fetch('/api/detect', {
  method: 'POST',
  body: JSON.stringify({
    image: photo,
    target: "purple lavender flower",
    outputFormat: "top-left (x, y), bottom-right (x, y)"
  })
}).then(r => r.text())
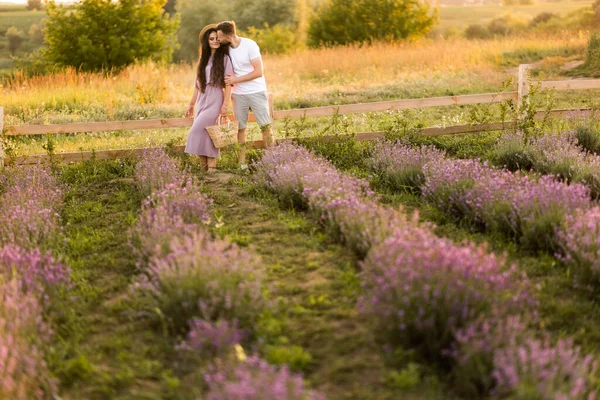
top-left (421, 156), bottom-right (590, 252)
top-left (492, 337), bottom-right (598, 399)
top-left (359, 227), bottom-right (536, 360)
top-left (204, 355), bottom-right (325, 400)
top-left (0, 164), bottom-right (63, 249)
top-left (0, 278), bottom-right (56, 399)
top-left (179, 319), bottom-right (247, 357)
top-left (134, 230), bottom-right (267, 334)
top-left (369, 140), bottom-right (445, 190)
top-left (0, 244), bottom-right (70, 300)
top-left (557, 206), bottom-right (600, 289)
top-left (134, 148), bottom-right (184, 196)
top-left (130, 180), bottom-right (213, 263)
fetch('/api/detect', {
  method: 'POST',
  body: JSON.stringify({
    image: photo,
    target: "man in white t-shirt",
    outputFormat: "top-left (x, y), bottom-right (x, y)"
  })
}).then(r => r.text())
top-left (216, 21), bottom-right (274, 168)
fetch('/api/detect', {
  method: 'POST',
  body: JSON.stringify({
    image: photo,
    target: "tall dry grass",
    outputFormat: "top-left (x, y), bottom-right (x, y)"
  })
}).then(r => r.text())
top-left (0, 34), bottom-right (590, 126)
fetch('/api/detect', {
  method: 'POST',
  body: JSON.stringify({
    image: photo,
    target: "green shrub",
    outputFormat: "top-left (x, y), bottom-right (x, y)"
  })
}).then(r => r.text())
top-left (465, 24), bottom-right (490, 40)
top-left (308, 0), bottom-right (438, 47)
top-left (264, 344), bottom-right (312, 372)
top-left (529, 12), bottom-right (557, 27)
top-left (244, 24), bottom-right (298, 54)
top-left (44, 0), bottom-right (179, 72)
top-left (534, 8), bottom-right (596, 34)
top-left (6, 26), bottom-right (25, 56)
top-left (28, 23), bottom-right (44, 45)
top-left (487, 14), bottom-right (528, 37)
top-left (491, 134), bottom-right (535, 172)
top-left (575, 125), bottom-right (600, 154)
top-left (584, 33), bottom-right (600, 73)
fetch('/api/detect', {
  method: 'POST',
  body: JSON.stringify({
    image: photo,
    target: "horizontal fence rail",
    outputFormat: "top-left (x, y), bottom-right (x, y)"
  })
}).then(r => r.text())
top-left (540, 79), bottom-right (600, 91)
top-left (3, 92), bottom-right (518, 137)
top-left (1, 63), bottom-right (599, 166)
top-left (10, 108), bottom-right (600, 166)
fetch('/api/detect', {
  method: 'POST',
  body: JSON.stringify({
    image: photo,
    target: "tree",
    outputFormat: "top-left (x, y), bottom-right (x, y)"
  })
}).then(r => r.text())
top-left (308, 0), bottom-right (437, 47)
top-left (163, 0), bottom-right (177, 15)
top-left (594, 0), bottom-right (600, 21)
top-left (174, 0), bottom-right (297, 63)
top-left (584, 33), bottom-right (600, 72)
top-left (44, 0), bottom-right (179, 72)
top-left (6, 27), bottom-right (25, 56)
top-left (174, 0), bottom-right (228, 63)
top-left (28, 23), bottom-right (44, 44)
top-left (26, 0), bottom-right (43, 11)
top-left (231, 0), bottom-right (296, 30)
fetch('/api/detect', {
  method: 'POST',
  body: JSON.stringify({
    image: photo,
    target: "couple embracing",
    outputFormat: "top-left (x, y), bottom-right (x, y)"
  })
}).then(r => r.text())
top-left (184, 21), bottom-right (274, 172)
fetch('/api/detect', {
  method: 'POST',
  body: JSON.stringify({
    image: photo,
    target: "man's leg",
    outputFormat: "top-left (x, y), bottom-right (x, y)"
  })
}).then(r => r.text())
top-left (252, 92), bottom-right (274, 148)
top-left (260, 124), bottom-right (274, 148)
top-left (237, 128), bottom-right (247, 165)
top-left (232, 94), bottom-right (250, 166)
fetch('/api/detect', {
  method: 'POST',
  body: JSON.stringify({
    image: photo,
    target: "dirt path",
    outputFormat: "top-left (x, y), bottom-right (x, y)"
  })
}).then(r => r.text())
top-left (199, 172), bottom-right (448, 400)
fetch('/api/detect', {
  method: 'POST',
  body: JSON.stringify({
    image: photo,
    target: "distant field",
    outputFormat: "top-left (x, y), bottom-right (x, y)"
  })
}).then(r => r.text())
top-left (0, 3), bottom-right (27, 12)
top-left (0, 7), bottom-right (45, 69)
top-left (437, 0), bottom-right (594, 30)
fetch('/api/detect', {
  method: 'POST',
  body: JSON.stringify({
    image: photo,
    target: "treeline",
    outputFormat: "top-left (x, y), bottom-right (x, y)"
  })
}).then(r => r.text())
top-left (463, 2), bottom-right (600, 40)
top-left (9, 0), bottom-right (437, 72)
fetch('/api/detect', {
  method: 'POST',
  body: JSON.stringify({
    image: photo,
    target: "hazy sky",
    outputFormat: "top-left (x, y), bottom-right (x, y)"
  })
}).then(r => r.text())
top-left (1, 0), bottom-right (75, 3)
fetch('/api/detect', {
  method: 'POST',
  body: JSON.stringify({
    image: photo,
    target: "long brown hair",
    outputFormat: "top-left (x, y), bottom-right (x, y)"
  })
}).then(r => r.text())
top-left (196, 27), bottom-right (229, 93)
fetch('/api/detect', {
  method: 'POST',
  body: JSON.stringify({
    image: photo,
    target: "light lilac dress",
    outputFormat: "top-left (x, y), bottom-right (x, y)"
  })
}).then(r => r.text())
top-left (185, 56), bottom-right (233, 157)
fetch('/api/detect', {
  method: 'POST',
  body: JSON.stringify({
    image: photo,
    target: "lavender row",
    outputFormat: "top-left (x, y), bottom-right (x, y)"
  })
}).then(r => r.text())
top-left (370, 140), bottom-right (598, 260)
top-left (256, 142), bottom-right (598, 399)
top-left (0, 164), bottom-right (71, 399)
top-left (0, 164), bottom-right (63, 250)
top-left (130, 148), bottom-right (323, 400)
top-left (493, 130), bottom-right (600, 199)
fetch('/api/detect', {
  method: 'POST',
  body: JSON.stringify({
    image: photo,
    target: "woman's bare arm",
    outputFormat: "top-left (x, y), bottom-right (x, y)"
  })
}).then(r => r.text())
top-left (185, 87), bottom-right (199, 118)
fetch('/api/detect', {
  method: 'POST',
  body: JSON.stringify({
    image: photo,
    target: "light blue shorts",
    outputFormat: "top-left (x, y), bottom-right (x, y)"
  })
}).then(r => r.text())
top-left (232, 91), bottom-right (271, 129)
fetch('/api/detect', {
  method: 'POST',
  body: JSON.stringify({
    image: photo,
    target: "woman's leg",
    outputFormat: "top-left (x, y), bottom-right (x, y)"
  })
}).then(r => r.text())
top-left (198, 155), bottom-right (208, 171)
top-left (207, 157), bottom-right (217, 172)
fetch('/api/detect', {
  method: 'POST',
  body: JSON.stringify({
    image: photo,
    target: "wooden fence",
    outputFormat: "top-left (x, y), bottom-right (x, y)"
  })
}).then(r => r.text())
top-left (1, 64), bottom-right (600, 167)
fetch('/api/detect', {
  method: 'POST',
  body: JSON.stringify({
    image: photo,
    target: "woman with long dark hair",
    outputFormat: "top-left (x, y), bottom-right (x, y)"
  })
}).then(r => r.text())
top-left (184, 24), bottom-right (233, 172)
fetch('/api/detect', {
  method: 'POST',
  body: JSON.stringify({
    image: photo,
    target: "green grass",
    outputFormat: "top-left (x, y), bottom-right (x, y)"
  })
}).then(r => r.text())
top-left (437, 0), bottom-right (594, 31)
top-left (50, 158), bottom-right (186, 400)
top-left (194, 171), bottom-right (453, 399)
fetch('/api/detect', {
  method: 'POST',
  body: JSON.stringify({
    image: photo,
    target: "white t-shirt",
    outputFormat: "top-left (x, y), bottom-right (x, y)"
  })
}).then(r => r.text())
top-left (229, 37), bottom-right (267, 95)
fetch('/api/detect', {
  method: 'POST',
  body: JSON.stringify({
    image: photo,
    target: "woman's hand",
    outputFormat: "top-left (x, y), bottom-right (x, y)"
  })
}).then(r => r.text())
top-left (185, 104), bottom-right (194, 118)
top-left (220, 104), bottom-right (229, 116)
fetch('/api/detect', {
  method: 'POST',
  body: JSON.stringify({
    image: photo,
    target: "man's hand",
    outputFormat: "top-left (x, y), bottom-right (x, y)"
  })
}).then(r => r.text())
top-left (225, 74), bottom-right (238, 86)
top-left (185, 104), bottom-right (194, 118)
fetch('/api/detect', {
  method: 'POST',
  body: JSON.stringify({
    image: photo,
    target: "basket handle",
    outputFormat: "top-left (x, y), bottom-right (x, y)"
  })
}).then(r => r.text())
top-left (217, 114), bottom-right (230, 125)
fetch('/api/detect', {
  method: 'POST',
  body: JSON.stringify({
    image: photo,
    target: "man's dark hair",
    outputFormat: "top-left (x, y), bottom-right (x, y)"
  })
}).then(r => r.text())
top-left (217, 21), bottom-right (236, 36)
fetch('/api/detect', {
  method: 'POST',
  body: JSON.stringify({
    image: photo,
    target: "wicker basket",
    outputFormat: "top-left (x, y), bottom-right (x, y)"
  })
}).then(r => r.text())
top-left (206, 117), bottom-right (239, 148)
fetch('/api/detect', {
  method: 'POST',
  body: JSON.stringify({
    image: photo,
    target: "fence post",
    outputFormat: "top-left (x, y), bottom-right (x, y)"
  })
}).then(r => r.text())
top-left (0, 107), bottom-right (4, 171)
top-left (517, 64), bottom-right (531, 107)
